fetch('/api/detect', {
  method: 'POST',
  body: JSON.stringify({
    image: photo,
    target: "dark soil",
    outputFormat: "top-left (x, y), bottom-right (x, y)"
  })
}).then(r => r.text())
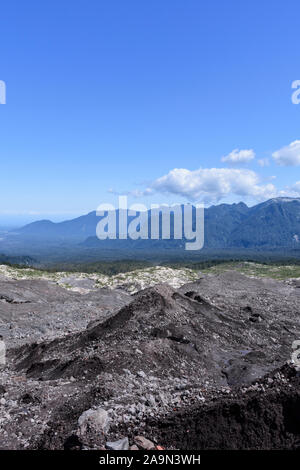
top-left (148, 380), bottom-right (300, 449)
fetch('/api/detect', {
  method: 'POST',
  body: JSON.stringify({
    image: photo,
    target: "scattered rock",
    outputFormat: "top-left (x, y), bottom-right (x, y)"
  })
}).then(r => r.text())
top-left (105, 437), bottom-right (129, 450)
top-left (78, 408), bottom-right (110, 435)
top-left (134, 435), bottom-right (155, 450)
top-left (137, 371), bottom-right (146, 379)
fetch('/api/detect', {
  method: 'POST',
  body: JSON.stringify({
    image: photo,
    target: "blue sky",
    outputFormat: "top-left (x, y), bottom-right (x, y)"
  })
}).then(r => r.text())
top-left (0, 0), bottom-right (300, 225)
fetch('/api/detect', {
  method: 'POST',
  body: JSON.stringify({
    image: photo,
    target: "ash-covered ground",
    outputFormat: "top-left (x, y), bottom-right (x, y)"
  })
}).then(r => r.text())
top-left (0, 268), bottom-right (300, 450)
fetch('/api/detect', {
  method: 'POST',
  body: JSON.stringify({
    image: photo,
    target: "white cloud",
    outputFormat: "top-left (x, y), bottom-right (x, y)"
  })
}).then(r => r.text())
top-left (257, 158), bottom-right (270, 167)
top-left (272, 140), bottom-right (300, 166)
top-left (149, 167), bottom-right (277, 203)
top-left (290, 181), bottom-right (300, 194)
top-left (273, 181), bottom-right (300, 198)
top-left (221, 148), bottom-right (255, 164)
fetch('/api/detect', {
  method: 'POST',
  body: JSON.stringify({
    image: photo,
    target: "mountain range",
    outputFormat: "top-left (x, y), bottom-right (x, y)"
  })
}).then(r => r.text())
top-left (1, 197), bottom-right (300, 262)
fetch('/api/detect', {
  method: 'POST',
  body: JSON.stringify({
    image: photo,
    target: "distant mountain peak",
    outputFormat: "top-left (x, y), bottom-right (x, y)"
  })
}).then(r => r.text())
top-left (2, 198), bottom-right (300, 253)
